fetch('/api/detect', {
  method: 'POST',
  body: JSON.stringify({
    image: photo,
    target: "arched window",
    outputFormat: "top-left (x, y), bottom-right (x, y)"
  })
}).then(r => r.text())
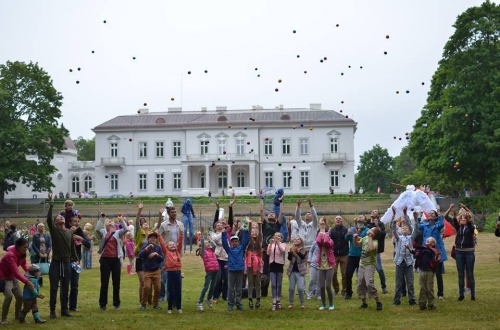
top-left (71, 176), bottom-right (80, 193)
top-left (200, 171), bottom-right (205, 189)
top-left (84, 175), bottom-right (93, 192)
top-left (218, 171), bottom-right (227, 189)
top-left (236, 171), bottom-right (245, 187)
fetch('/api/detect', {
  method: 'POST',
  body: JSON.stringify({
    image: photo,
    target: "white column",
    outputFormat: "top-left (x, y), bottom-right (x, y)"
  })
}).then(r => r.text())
top-left (205, 165), bottom-right (210, 195)
top-left (227, 163), bottom-right (232, 188)
top-left (249, 164), bottom-right (256, 192)
top-left (182, 165), bottom-right (189, 190)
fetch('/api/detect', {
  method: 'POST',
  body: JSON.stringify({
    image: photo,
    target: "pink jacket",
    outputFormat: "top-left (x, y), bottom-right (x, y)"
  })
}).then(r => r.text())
top-left (126, 240), bottom-right (135, 259)
top-left (267, 242), bottom-right (286, 265)
top-left (0, 245), bottom-right (29, 283)
top-left (316, 233), bottom-right (336, 268)
top-left (201, 248), bottom-right (219, 272)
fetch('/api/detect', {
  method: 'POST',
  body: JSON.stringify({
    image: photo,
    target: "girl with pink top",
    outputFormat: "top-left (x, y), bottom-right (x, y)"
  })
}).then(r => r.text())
top-left (197, 226), bottom-right (219, 311)
top-left (125, 232), bottom-right (135, 275)
top-left (316, 216), bottom-right (336, 310)
top-left (245, 220), bottom-right (263, 310)
top-left (267, 231), bottom-right (286, 310)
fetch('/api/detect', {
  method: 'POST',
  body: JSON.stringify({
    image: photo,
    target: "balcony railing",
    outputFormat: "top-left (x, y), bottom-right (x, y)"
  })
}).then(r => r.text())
top-left (322, 153), bottom-right (347, 161)
top-left (68, 161), bottom-right (96, 169)
top-left (182, 153), bottom-right (258, 161)
top-left (100, 157), bottom-right (126, 166)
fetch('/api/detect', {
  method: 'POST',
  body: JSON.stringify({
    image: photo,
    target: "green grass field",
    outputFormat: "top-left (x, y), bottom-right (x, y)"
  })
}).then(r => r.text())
top-left (3, 233), bottom-right (499, 329)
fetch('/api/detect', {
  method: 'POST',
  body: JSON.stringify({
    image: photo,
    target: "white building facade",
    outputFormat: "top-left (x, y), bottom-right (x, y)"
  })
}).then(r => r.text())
top-left (5, 104), bottom-right (357, 200)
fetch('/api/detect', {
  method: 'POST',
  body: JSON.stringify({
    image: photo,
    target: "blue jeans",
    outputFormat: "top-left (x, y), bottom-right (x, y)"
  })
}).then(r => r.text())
top-left (166, 270), bottom-right (182, 311)
top-left (183, 214), bottom-right (194, 252)
top-left (198, 271), bottom-right (218, 303)
top-left (455, 250), bottom-right (475, 297)
top-left (376, 253), bottom-right (387, 290)
top-left (69, 267), bottom-right (79, 309)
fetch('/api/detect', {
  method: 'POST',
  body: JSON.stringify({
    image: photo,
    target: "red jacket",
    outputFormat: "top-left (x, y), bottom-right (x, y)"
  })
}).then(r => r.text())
top-left (0, 245), bottom-right (29, 283)
top-left (316, 232), bottom-right (336, 268)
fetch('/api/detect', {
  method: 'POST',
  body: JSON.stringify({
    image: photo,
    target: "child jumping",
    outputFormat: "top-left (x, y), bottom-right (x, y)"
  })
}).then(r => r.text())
top-left (409, 237), bottom-right (440, 310)
top-left (138, 232), bottom-right (164, 310)
top-left (159, 231), bottom-right (184, 313)
top-left (197, 226), bottom-right (219, 311)
top-left (222, 223), bottom-right (249, 311)
top-left (354, 226), bottom-right (383, 311)
top-left (287, 236), bottom-right (307, 309)
top-left (125, 232), bottom-right (136, 275)
top-left (19, 265), bottom-right (46, 324)
top-left (245, 220), bottom-right (263, 309)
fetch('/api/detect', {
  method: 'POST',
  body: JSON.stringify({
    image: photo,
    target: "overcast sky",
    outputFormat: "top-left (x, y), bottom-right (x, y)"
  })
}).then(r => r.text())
top-left (0, 0), bottom-right (484, 165)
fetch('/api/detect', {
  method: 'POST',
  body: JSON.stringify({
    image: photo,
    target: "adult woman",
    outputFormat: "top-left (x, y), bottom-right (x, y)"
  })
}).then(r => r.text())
top-left (0, 237), bottom-right (34, 324)
top-left (316, 217), bottom-right (336, 310)
top-left (418, 209), bottom-right (447, 300)
top-left (210, 202), bottom-right (229, 303)
top-left (449, 205), bottom-right (476, 301)
top-left (134, 202), bottom-right (150, 305)
top-left (30, 223), bottom-right (52, 287)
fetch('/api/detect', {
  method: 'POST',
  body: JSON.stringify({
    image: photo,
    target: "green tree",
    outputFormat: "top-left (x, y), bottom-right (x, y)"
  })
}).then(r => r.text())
top-left (409, 1), bottom-right (500, 195)
top-left (356, 144), bottom-right (393, 193)
top-left (74, 136), bottom-right (95, 161)
top-left (0, 61), bottom-right (68, 204)
top-left (392, 146), bottom-right (417, 184)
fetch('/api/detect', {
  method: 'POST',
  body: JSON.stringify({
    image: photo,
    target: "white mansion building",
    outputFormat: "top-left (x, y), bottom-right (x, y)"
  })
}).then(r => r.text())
top-left (7, 103), bottom-right (357, 199)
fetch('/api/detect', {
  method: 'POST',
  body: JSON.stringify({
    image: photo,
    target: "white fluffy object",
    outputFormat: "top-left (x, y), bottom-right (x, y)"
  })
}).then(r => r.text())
top-left (380, 185), bottom-right (437, 224)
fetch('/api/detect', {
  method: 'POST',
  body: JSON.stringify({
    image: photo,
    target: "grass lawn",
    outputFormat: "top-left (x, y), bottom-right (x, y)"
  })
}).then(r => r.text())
top-left (3, 233), bottom-right (499, 329)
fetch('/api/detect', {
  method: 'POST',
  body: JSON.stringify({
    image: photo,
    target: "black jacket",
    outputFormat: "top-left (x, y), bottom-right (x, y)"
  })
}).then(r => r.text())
top-left (329, 225), bottom-right (349, 257)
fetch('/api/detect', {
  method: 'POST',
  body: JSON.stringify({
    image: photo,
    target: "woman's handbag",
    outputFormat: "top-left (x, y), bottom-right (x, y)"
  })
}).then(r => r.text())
top-left (37, 258), bottom-right (50, 275)
top-left (451, 246), bottom-right (456, 259)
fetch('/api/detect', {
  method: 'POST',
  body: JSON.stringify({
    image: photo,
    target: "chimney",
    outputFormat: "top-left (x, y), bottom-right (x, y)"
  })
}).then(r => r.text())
top-left (216, 106), bottom-right (227, 111)
top-left (279, 104), bottom-right (284, 109)
top-left (138, 108), bottom-right (149, 114)
top-left (201, 107), bottom-right (207, 112)
top-left (167, 107), bottom-right (182, 113)
top-left (310, 103), bottom-right (321, 110)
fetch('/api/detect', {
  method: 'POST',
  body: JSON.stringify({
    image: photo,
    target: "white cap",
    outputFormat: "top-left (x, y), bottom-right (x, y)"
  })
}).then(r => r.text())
top-left (230, 235), bottom-right (239, 241)
top-left (166, 198), bottom-right (173, 208)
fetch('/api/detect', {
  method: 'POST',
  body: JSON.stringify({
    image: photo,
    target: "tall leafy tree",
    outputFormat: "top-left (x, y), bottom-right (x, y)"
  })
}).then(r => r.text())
top-left (74, 136), bottom-right (95, 161)
top-left (0, 61), bottom-right (68, 204)
top-left (409, 1), bottom-right (500, 195)
top-left (392, 146), bottom-right (417, 184)
top-left (356, 144), bottom-right (393, 193)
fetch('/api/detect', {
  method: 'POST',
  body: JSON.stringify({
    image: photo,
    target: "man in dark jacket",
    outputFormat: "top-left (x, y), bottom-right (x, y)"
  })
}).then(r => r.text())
top-left (366, 210), bottom-right (388, 294)
top-left (329, 216), bottom-right (349, 296)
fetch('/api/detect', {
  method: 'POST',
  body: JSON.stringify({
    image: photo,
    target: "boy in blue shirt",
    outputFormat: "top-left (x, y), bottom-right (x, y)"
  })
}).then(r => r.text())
top-left (222, 227), bottom-right (249, 311)
top-left (19, 265), bottom-right (46, 324)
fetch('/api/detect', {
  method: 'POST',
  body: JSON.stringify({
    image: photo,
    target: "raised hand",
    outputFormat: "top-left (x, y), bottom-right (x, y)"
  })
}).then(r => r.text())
top-left (138, 202), bottom-right (144, 210)
top-left (47, 193), bottom-right (53, 200)
top-left (297, 199), bottom-right (302, 207)
top-left (392, 206), bottom-right (396, 214)
top-left (229, 199), bottom-right (235, 207)
top-left (215, 201), bottom-right (220, 209)
top-left (403, 205), bottom-right (408, 213)
top-left (307, 197), bottom-right (312, 205)
top-left (159, 207), bottom-right (165, 214)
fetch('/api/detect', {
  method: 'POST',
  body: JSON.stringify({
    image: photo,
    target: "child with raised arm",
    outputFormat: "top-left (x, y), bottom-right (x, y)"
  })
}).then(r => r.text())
top-left (138, 232), bottom-right (164, 311)
top-left (222, 223), bottom-right (249, 311)
top-left (197, 226), bottom-right (219, 311)
top-left (354, 226), bottom-right (382, 311)
top-left (245, 220), bottom-right (263, 309)
top-left (158, 229), bottom-right (184, 314)
top-left (391, 206), bottom-right (418, 306)
top-left (408, 237), bottom-right (440, 310)
top-left (316, 217), bottom-right (336, 310)
top-left (287, 236), bottom-right (307, 309)
top-left (125, 232), bottom-right (135, 275)
top-left (267, 231), bottom-right (286, 311)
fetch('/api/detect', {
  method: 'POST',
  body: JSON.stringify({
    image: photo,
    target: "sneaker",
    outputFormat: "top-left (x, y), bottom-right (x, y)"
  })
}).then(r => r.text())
top-left (318, 305), bottom-right (326, 311)
top-left (205, 299), bottom-right (213, 308)
top-left (276, 301), bottom-right (282, 309)
top-left (100, 306), bottom-right (107, 311)
top-left (177, 309), bottom-right (183, 314)
top-left (344, 294), bottom-right (352, 300)
top-left (249, 300), bottom-right (254, 309)
top-left (392, 302), bottom-right (401, 306)
top-left (70, 308), bottom-right (80, 312)
top-left (0, 319), bottom-right (7, 325)
top-left (35, 319), bottom-right (46, 324)
top-left (307, 296), bottom-right (312, 300)
top-left (228, 306), bottom-right (233, 311)
top-left (382, 288), bottom-right (388, 294)
top-left (376, 302), bottom-right (383, 311)
top-left (114, 306), bottom-right (121, 311)
top-left (255, 300), bottom-right (261, 309)
top-left (471, 295), bottom-right (476, 301)
top-left (140, 305), bottom-right (146, 311)
top-left (61, 311), bottom-right (73, 317)
top-left (300, 305), bottom-right (306, 309)
top-left (288, 304), bottom-right (293, 309)
top-left (359, 303), bottom-right (368, 309)
top-left (428, 305), bottom-right (437, 310)
top-left (213, 299), bottom-right (219, 305)
top-left (153, 305), bottom-right (162, 310)
top-left (197, 303), bottom-right (204, 311)
top-left (236, 305), bottom-right (244, 311)
top-left (420, 306), bottom-right (427, 311)
top-left (409, 300), bottom-right (417, 306)
top-left (465, 288), bottom-right (471, 295)
top-left (271, 303), bottom-right (276, 311)
top-left (167, 310), bottom-right (173, 314)
top-left (159, 297), bottom-right (165, 302)
top-left (329, 305), bottom-right (335, 310)
top-left (458, 296), bottom-right (465, 301)
top-left (438, 296), bottom-right (444, 300)
top-left (49, 312), bottom-right (57, 319)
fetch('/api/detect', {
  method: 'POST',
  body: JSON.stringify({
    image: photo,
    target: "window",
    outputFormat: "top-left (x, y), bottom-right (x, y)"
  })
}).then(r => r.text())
top-left (173, 173), bottom-right (181, 190)
top-left (71, 177), bottom-right (80, 193)
top-left (264, 139), bottom-right (273, 155)
top-left (282, 171), bottom-right (291, 188)
top-left (200, 172), bottom-right (205, 188)
top-left (218, 140), bottom-right (226, 155)
top-left (173, 141), bottom-right (181, 157)
top-left (139, 174), bottom-right (147, 190)
top-left (218, 171), bottom-right (227, 189)
top-left (236, 171), bottom-right (245, 187)
top-left (156, 142), bottom-right (164, 158)
top-left (265, 172), bottom-right (273, 187)
top-left (330, 137), bottom-right (338, 153)
top-left (110, 143), bottom-right (118, 157)
top-left (300, 171), bottom-right (309, 188)
top-left (83, 175), bottom-right (92, 192)
top-left (139, 142), bottom-right (147, 158)
top-left (200, 141), bottom-right (209, 155)
top-left (110, 174), bottom-right (118, 190)
top-left (330, 170), bottom-right (339, 187)
top-left (156, 173), bottom-right (164, 190)
top-left (282, 138), bottom-right (291, 155)
top-left (236, 140), bottom-right (245, 155)
top-left (300, 138), bottom-right (309, 155)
